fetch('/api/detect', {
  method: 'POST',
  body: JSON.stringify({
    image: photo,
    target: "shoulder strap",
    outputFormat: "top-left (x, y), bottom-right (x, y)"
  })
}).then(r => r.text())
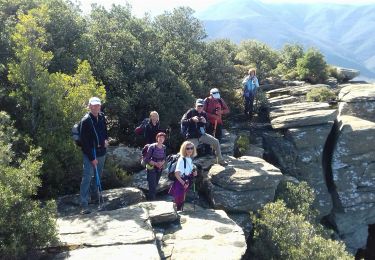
top-left (183, 157), bottom-right (186, 169)
top-left (88, 115), bottom-right (99, 145)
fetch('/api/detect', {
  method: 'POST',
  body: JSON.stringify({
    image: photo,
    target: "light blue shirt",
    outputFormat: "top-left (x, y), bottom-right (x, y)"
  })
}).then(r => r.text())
top-left (242, 75), bottom-right (259, 94)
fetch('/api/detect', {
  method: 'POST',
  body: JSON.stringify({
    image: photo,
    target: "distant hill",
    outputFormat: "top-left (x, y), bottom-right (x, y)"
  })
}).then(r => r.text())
top-left (197, 0), bottom-right (375, 81)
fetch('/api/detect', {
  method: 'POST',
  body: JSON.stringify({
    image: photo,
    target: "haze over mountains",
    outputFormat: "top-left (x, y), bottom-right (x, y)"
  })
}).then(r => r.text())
top-left (196, 0), bottom-right (375, 81)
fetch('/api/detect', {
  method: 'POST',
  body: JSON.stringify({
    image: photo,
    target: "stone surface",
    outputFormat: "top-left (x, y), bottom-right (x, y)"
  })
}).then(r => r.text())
top-left (263, 123), bottom-right (334, 218)
top-left (336, 67), bottom-right (360, 81)
top-left (57, 187), bottom-right (146, 217)
top-left (106, 145), bottom-right (143, 171)
top-left (57, 206), bottom-right (155, 247)
top-left (271, 109), bottom-right (337, 129)
top-left (268, 95), bottom-right (299, 107)
top-left (269, 102), bottom-right (331, 121)
top-left (266, 84), bottom-right (331, 98)
top-left (161, 209), bottom-right (246, 260)
top-left (138, 201), bottom-right (178, 224)
top-left (243, 144), bottom-right (264, 158)
top-left (207, 156), bottom-right (283, 212)
top-left (338, 84), bottom-right (375, 122)
top-left (54, 244), bottom-right (160, 260)
top-left (331, 115), bottom-right (375, 252)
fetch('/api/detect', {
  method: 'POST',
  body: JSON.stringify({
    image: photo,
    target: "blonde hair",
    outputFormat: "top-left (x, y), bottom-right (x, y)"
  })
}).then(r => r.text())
top-left (149, 111), bottom-right (159, 122)
top-left (248, 68), bottom-right (256, 75)
top-left (179, 141), bottom-right (197, 158)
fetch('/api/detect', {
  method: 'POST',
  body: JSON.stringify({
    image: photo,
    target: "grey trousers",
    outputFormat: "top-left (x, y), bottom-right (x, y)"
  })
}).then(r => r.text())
top-left (188, 133), bottom-right (223, 162)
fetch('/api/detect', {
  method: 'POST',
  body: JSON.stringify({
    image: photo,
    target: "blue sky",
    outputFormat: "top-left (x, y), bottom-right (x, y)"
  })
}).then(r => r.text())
top-left (79, 0), bottom-right (375, 16)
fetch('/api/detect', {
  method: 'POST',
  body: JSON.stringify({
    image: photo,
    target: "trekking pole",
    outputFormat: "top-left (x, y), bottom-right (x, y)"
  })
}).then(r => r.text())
top-left (193, 179), bottom-right (196, 211)
top-left (213, 119), bottom-right (217, 138)
top-left (93, 148), bottom-right (104, 210)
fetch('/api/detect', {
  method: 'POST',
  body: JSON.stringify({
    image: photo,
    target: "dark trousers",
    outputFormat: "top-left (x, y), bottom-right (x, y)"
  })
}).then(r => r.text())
top-left (207, 123), bottom-right (223, 141)
top-left (244, 94), bottom-right (255, 116)
top-left (147, 168), bottom-right (162, 200)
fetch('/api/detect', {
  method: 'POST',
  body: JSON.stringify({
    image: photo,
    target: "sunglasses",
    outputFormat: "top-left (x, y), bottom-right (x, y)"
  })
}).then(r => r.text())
top-left (211, 92), bottom-right (219, 94)
top-left (186, 147), bottom-right (194, 150)
top-left (197, 105), bottom-right (203, 108)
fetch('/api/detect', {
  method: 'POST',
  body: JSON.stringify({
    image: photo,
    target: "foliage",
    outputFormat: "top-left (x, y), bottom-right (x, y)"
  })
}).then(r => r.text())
top-left (273, 43), bottom-right (304, 79)
top-left (102, 158), bottom-right (132, 188)
top-left (0, 111), bottom-right (57, 258)
top-left (306, 86), bottom-right (336, 102)
top-left (250, 200), bottom-right (352, 260)
top-left (236, 134), bottom-right (250, 156)
top-left (236, 40), bottom-right (280, 80)
top-left (327, 65), bottom-right (345, 83)
top-left (296, 48), bottom-right (328, 83)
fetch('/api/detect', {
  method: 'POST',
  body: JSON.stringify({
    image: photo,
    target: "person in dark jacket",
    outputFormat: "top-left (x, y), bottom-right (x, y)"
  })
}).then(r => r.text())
top-left (144, 111), bottom-right (161, 145)
top-left (80, 97), bottom-right (109, 214)
top-left (181, 99), bottom-right (227, 166)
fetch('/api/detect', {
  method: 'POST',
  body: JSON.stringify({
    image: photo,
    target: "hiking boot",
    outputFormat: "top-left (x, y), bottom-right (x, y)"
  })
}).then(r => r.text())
top-left (80, 208), bottom-right (91, 215)
top-left (219, 160), bottom-right (228, 166)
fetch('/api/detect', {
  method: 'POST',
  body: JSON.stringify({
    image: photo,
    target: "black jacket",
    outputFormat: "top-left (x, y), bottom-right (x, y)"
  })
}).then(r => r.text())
top-left (181, 108), bottom-right (208, 139)
top-left (81, 112), bottom-right (108, 161)
top-left (144, 121), bottom-right (160, 145)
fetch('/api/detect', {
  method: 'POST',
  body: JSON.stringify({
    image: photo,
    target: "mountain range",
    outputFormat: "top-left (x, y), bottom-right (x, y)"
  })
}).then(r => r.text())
top-left (196, 0), bottom-right (375, 81)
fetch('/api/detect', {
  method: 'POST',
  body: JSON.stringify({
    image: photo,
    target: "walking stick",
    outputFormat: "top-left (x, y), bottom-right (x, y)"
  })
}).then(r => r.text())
top-left (213, 119), bottom-right (218, 138)
top-left (93, 148), bottom-right (104, 210)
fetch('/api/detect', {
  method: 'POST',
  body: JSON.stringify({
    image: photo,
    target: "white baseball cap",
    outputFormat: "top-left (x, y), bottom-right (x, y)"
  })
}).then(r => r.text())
top-left (210, 88), bottom-right (219, 95)
top-left (89, 97), bottom-right (101, 105)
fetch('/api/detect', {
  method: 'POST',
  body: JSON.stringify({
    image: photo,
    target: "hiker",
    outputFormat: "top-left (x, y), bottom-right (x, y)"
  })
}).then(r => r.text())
top-left (168, 141), bottom-right (198, 211)
top-left (80, 97), bottom-right (109, 214)
top-left (203, 88), bottom-right (230, 141)
top-left (143, 132), bottom-right (167, 200)
top-left (144, 111), bottom-right (162, 145)
top-left (242, 68), bottom-right (260, 119)
top-left (181, 98), bottom-right (227, 166)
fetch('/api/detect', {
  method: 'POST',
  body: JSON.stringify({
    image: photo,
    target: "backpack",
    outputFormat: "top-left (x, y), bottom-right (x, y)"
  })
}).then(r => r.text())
top-left (165, 154), bottom-right (186, 181)
top-left (135, 118), bottom-right (149, 136)
top-left (71, 114), bottom-right (90, 147)
top-left (140, 143), bottom-right (166, 168)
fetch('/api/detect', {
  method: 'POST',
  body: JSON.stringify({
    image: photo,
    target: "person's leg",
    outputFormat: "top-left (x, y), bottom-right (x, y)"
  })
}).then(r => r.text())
top-left (216, 124), bottom-right (223, 141)
top-left (155, 168), bottom-right (162, 187)
top-left (80, 154), bottom-right (94, 209)
top-left (244, 97), bottom-right (250, 115)
top-left (249, 94), bottom-right (255, 118)
top-left (199, 133), bottom-right (224, 163)
top-left (188, 138), bottom-right (199, 149)
top-left (147, 169), bottom-right (157, 200)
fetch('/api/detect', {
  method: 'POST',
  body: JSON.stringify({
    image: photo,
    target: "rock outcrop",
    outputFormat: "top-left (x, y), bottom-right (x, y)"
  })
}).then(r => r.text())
top-left (106, 145), bottom-right (142, 171)
top-left (207, 156), bottom-right (283, 212)
top-left (336, 67), bottom-right (360, 81)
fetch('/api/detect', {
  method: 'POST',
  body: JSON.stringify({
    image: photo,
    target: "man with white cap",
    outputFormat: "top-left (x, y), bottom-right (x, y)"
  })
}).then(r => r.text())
top-left (203, 88), bottom-right (229, 141)
top-left (80, 97), bottom-right (109, 214)
top-left (181, 99), bottom-right (227, 166)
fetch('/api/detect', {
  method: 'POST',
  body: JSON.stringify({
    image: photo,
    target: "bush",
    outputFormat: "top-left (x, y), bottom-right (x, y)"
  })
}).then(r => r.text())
top-left (0, 112), bottom-right (57, 258)
top-left (296, 48), bottom-right (328, 83)
top-left (102, 159), bottom-right (133, 189)
top-left (306, 86), bottom-right (336, 102)
top-left (235, 135), bottom-right (250, 157)
top-left (250, 200), bottom-right (352, 260)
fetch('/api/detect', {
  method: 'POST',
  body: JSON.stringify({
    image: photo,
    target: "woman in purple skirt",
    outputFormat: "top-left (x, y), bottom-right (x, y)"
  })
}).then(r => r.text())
top-left (169, 141), bottom-right (197, 211)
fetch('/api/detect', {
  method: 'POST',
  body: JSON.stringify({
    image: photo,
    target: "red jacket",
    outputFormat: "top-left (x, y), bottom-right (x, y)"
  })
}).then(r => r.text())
top-left (203, 97), bottom-right (229, 125)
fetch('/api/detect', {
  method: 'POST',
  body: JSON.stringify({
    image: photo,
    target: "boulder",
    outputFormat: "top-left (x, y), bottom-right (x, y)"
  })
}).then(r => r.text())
top-left (57, 187), bottom-right (146, 217)
top-left (161, 209), bottom-right (246, 259)
top-left (331, 115), bottom-right (375, 252)
top-left (336, 67), bottom-right (360, 81)
top-left (207, 156), bottom-right (283, 212)
top-left (267, 84), bottom-right (331, 99)
top-left (243, 144), bottom-right (264, 158)
top-left (138, 201), bottom-right (178, 224)
top-left (338, 84), bottom-right (375, 122)
top-left (271, 109), bottom-right (337, 129)
top-left (106, 145), bottom-right (142, 171)
top-left (263, 123), bottom-right (335, 218)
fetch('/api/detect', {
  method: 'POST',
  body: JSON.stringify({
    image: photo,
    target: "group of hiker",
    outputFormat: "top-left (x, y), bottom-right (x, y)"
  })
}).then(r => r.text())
top-left (77, 68), bottom-right (260, 214)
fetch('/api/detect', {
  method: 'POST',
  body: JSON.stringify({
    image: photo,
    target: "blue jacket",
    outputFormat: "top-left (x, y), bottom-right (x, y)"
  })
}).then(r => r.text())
top-left (242, 75), bottom-right (259, 96)
top-left (81, 112), bottom-right (108, 161)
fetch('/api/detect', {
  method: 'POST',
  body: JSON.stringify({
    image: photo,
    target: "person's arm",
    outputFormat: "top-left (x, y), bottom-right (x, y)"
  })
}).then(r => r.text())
top-left (143, 144), bottom-right (155, 165)
top-left (81, 117), bottom-right (95, 161)
top-left (174, 158), bottom-right (189, 189)
top-left (220, 99), bottom-right (230, 115)
top-left (181, 109), bottom-right (193, 125)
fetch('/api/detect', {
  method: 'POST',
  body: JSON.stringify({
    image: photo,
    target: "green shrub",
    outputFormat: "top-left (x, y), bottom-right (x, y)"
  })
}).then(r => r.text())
top-left (0, 112), bottom-right (57, 258)
top-left (296, 48), bottom-right (328, 83)
top-left (306, 86), bottom-right (336, 102)
top-left (236, 135), bottom-right (250, 156)
top-left (254, 90), bottom-right (269, 113)
top-left (250, 200), bottom-right (352, 260)
top-left (102, 159), bottom-right (133, 189)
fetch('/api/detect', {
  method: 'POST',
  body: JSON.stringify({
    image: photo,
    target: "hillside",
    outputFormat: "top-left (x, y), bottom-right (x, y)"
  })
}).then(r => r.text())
top-left (197, 0), bottom-right (375, 80)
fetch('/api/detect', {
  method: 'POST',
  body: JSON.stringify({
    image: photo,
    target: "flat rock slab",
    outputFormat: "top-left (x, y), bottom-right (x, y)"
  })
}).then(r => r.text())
top-left (57, 187), bottom-right (146, 217)
top-left (162, 209), bottom-right (246, 260)
top-left (53, 244), bottom-right (159, 260)
top-left (208, 156), bottom-right (283, 212)
top-left (57, 207), bottom-right (154, 247)
top-left (269, 95), bottom-right (299, 107)
top-left (269, 102), bottom-right (330, 120)
top-left (339, 84), bottom-right (375, 102)
top-left (138, 201), bottom-right (178, 224)
top-left (271, 109), bottom-right (337, 129)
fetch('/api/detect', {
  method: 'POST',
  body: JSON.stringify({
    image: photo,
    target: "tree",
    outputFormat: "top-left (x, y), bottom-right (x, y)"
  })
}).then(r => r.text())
top-left (0, 111), bottom-right (57, 258)
top-left (236, 40), bottom-right (279, 80)
top-left (274, 43), bottom-right (304, 79)
top-left (296, 48), bottom-right (328, 83)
